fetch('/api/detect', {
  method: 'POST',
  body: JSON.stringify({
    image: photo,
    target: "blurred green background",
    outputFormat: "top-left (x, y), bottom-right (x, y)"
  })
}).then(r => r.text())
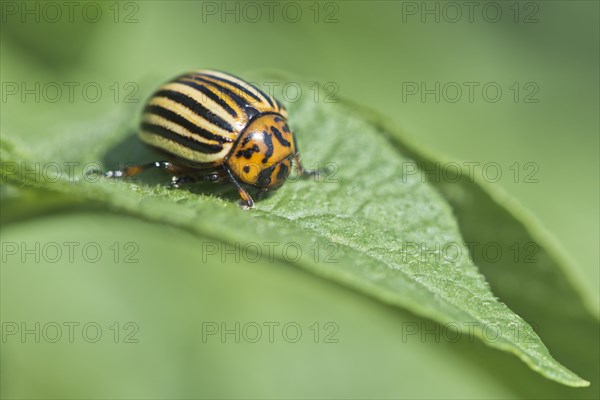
top-left (1, 0), bottom-right (598, 398)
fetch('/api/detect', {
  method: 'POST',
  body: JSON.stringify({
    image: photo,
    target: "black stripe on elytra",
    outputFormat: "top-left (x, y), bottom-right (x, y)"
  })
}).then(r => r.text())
top-left (262, 131), bottom-right (274, 163)
top-left (270, 126), bottom-right (291, 147)
top-left (176, 78), bottom-right (238, 118)
top-left (275, 99), bottom-right (284, 110)
top-left (141, 122), bottom-right (224, 154)
top-left (250, 84), bottom-right (276, 109)
top-left (245, 106), bottom-right (260, 120)
top-left (196, 77), bottom-right (261, 122)
top-left (204, 73), bottom-right (276, 108)
top-left (144, 105), bottom-right (233, 144)
top-left (154, 89), bottom-right (234, 133)
top-left (245, 81), bottom-right (275, 108)
top-left (203, 73), bottom-right (261, 102)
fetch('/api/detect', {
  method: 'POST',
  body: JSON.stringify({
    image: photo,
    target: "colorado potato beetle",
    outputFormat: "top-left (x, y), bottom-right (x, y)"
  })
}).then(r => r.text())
top-left (95, 70), bottom-right (319, 208)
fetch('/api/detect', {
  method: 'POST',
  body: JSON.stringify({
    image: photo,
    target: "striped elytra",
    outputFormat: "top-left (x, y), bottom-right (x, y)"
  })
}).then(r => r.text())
top-left (95, 69), bottom-right (319, 209)
top-left (140, 70), bottom-right (288, 166)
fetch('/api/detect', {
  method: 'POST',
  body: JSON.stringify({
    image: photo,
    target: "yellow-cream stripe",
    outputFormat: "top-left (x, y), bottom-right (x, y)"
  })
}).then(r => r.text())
top-left (160, 82), bottom-right (238, 130)
top-left (198, 73), bottom-right (271, 112)
top-left (200, 70), bottom-right (272, 105)
top-left (182, 76), bottom-right (248, 131)
top-left (142, 113), bottom-right (220, 147)
top-left (139, 130), bottom-right (231, 163)
top-left (147, 95), bottom-right (237, 141)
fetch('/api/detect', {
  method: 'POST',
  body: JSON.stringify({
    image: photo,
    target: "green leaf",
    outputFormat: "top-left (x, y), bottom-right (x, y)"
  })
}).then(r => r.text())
top-left (337, 96), bottom-right (600, 394)
top-left (0, 77), bottom-right (589, 388)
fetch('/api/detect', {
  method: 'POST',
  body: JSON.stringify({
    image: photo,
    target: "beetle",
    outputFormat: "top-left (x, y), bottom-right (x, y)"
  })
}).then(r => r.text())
top-left (94, 70), bottom-right (319, 208)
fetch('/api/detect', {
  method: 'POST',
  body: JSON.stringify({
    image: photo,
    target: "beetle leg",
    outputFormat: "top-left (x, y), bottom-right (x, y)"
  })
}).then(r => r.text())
top-left (293, 153), bottom-right (319, 177)
top-left (291, 135), bottom-right (327, 178)
top-left (88, 161), bottom-right (188, 178)
top-left (168, 171), bottom-right (223, 189)
top-left (225, 167), bottom-right (255, 209)
top-left (294, 152), bottom-right (337, 181)
top-left (168, 175), bottom-right (196, 189)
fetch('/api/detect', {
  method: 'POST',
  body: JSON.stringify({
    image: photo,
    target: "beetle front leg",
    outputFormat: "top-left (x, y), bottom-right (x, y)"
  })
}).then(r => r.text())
top-left (224, 167), bottom-right (255, 209)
